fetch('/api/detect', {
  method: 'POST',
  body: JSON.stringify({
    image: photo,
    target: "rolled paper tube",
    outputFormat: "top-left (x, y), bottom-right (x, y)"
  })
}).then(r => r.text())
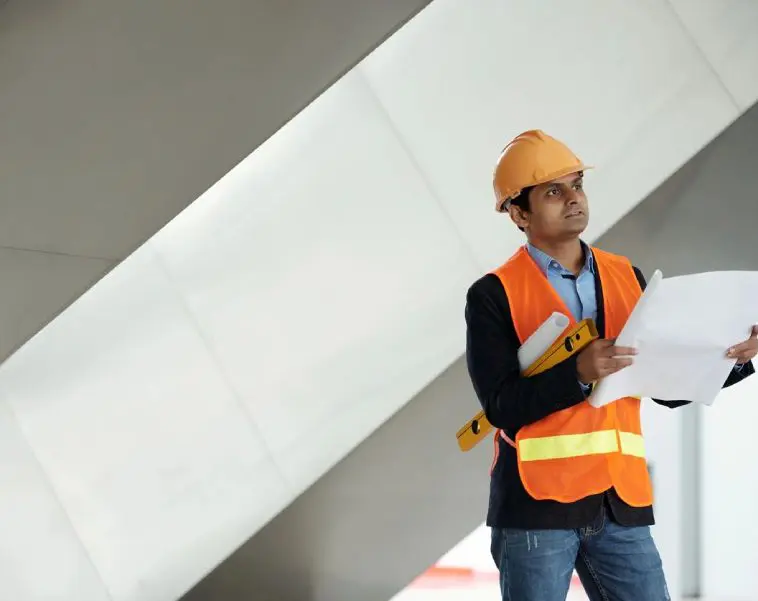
top-left (518, 312), bottom-right (571, 372)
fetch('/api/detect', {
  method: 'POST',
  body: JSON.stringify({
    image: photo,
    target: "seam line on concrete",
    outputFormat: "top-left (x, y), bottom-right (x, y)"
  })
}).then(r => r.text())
top-left (146, 242), bottom-right (294, 493)
top-left (0, 244), bottom-right (116, 262)
top-left (0, 395), bottom-right (117, 601)
top-left (356, 68), bottom-right (486, 274)
top-left (662, 0), bottom-right (741, 112)
top-left (0, 261), bottom-right (118, 366)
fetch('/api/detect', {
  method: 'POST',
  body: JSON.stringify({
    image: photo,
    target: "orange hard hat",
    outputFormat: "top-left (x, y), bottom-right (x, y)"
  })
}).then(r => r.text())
top-left (492, 130), bottom-right (591, 213)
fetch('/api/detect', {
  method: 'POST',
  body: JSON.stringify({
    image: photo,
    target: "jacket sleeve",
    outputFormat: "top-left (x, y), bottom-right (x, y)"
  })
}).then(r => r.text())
top-left (632, 266), bottom-right (754, 409)
top-left (464, 275), bottom-right (588, 431)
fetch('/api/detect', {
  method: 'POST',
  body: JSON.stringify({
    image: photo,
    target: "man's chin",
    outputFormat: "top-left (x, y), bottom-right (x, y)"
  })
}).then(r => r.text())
top-left (564, 220), bottom-right (588, 236)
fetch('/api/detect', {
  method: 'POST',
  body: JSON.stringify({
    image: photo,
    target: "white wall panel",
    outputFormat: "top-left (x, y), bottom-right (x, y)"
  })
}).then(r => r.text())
top-left (1, 247), bottom-right (291, 601)
top-left (667, 0), bottom-right (758, 110)
top-left (0, 397), bottom-right (112, 601)
top-left (359, 0), bottom-right (740, 270)
top-left (151, 71), bottom-right (481, 495)
top-left (701, 376), bottom-right (758, 599)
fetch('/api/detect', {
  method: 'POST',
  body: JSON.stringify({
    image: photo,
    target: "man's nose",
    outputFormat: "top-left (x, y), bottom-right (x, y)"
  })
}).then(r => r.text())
top-left (565, 188), bottom-right (580, 204)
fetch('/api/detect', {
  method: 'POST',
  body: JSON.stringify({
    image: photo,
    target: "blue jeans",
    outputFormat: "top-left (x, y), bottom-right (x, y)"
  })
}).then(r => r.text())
top-left (490, 508), bottom-right (670, 600)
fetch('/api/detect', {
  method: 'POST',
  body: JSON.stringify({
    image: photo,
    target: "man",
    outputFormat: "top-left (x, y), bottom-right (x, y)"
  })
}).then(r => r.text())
top-left (464, 129), bottom-right (758, 601)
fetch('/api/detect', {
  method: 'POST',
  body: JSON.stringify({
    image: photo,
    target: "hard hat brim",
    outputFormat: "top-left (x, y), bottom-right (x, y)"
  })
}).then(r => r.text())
top-left (496, 163), bottom-right (593, 213)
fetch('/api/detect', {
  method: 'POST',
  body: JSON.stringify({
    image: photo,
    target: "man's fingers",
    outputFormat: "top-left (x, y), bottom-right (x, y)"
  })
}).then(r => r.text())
top-left (599, 357), bottom-right (633, 376)
top-left (731, 348), bottom-right (756, 361)
top-left (612, 357), bottom-right (634, 370)
top-left (601, 345), bottom-right (637, 359)
top-left (727, 341), bottom-right (758, 357)
top-left (609, 346), bottom-right (638, 357)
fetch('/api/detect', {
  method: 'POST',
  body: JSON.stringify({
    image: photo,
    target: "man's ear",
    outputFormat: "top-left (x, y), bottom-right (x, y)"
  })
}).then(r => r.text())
top-left (508, 204), bottom-right (529, 230)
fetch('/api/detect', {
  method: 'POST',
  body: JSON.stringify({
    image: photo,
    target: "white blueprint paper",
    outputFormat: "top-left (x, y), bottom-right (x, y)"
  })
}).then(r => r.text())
top-left (590, 270), bottom-right (758, 408)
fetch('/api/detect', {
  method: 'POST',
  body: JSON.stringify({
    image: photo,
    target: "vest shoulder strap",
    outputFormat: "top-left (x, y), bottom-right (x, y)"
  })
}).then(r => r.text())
top-left (490, 245), bottom-right (527, 278)
top-left (590, 246), bottom-right (633, 269)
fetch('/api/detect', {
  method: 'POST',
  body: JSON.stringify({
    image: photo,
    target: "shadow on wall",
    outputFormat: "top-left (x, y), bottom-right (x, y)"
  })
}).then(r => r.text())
top-left (594, 101), bottom-right (758, 278)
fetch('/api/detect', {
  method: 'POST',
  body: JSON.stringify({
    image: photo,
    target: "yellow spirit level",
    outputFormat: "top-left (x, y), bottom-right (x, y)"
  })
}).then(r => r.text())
top-left (456, 318), bottom-right (599, 452)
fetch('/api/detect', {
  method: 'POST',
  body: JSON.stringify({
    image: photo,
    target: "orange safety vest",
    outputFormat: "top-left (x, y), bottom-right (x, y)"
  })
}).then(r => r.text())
top-left (491, 245), bottom-right (653, 507)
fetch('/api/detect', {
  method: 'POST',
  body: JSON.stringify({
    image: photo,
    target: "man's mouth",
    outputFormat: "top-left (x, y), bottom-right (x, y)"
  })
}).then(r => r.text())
top-left (565, 210), bottom-right (584, 218)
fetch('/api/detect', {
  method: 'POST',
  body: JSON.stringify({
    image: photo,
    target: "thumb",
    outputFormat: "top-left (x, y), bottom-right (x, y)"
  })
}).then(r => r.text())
top-left (751, 325), bottom-right (758, 338)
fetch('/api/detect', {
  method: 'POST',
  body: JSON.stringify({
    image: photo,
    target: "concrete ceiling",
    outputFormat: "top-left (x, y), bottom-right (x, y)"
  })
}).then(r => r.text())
top-left (0, 0), bottom-right (431, 361)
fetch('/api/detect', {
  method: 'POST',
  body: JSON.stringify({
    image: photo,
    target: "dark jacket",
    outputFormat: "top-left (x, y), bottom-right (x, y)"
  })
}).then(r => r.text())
top-left (465, 261), bottom-right (754, 529)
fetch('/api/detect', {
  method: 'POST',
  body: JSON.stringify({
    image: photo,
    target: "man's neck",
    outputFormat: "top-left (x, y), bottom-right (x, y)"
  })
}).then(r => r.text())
top-left (528, 237), bottom-right (585, 275)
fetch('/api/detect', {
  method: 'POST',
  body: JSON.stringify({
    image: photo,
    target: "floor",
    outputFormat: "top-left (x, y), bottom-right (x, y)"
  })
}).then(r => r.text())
top-left (392, 567), bottom-right (722, 601)
top-left (394, 584), bottom-right (589, 601)
top-left (391, 526), bottom-right (591, 601)
top-left (395, 586), bottom-right (725, 601)
top-left (394, 583), bottom-right (590, 601)
top-left (394, 583), bottom-right (720, 601)
top-left (392, 568), bottom-right (589, 601)
top-left (391, 525), bottom-right (731, 601)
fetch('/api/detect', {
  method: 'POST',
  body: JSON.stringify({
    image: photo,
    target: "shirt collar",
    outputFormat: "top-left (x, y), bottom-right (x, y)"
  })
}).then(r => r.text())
top-left (526, 241), bottom-right (595, 276)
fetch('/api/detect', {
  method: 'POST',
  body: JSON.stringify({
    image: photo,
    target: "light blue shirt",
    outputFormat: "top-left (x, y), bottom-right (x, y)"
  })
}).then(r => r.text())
top-left (527, 242), bottom-right (597, 392)
top-left (526, 242), bottom-right (597, 323)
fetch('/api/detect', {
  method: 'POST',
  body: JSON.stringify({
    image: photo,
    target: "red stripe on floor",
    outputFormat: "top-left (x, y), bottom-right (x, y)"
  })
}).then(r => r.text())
top-left (410, 564), bottom-right (582, 589)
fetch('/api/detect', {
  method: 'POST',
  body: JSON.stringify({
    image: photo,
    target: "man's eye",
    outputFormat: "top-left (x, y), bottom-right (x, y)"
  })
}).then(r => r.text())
top-left (547, 187), bottom-right (560, 196)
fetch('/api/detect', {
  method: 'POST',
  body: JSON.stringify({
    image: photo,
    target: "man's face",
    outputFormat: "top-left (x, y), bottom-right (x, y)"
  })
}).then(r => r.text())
top-left (509, 172), bottom-right (589, 240)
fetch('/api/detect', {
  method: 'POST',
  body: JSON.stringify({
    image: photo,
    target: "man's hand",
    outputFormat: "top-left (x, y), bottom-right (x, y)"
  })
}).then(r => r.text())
top-left (576, 339), bottom-right (637, 384)
top-left (727, 325), bottom-right (758, 364)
